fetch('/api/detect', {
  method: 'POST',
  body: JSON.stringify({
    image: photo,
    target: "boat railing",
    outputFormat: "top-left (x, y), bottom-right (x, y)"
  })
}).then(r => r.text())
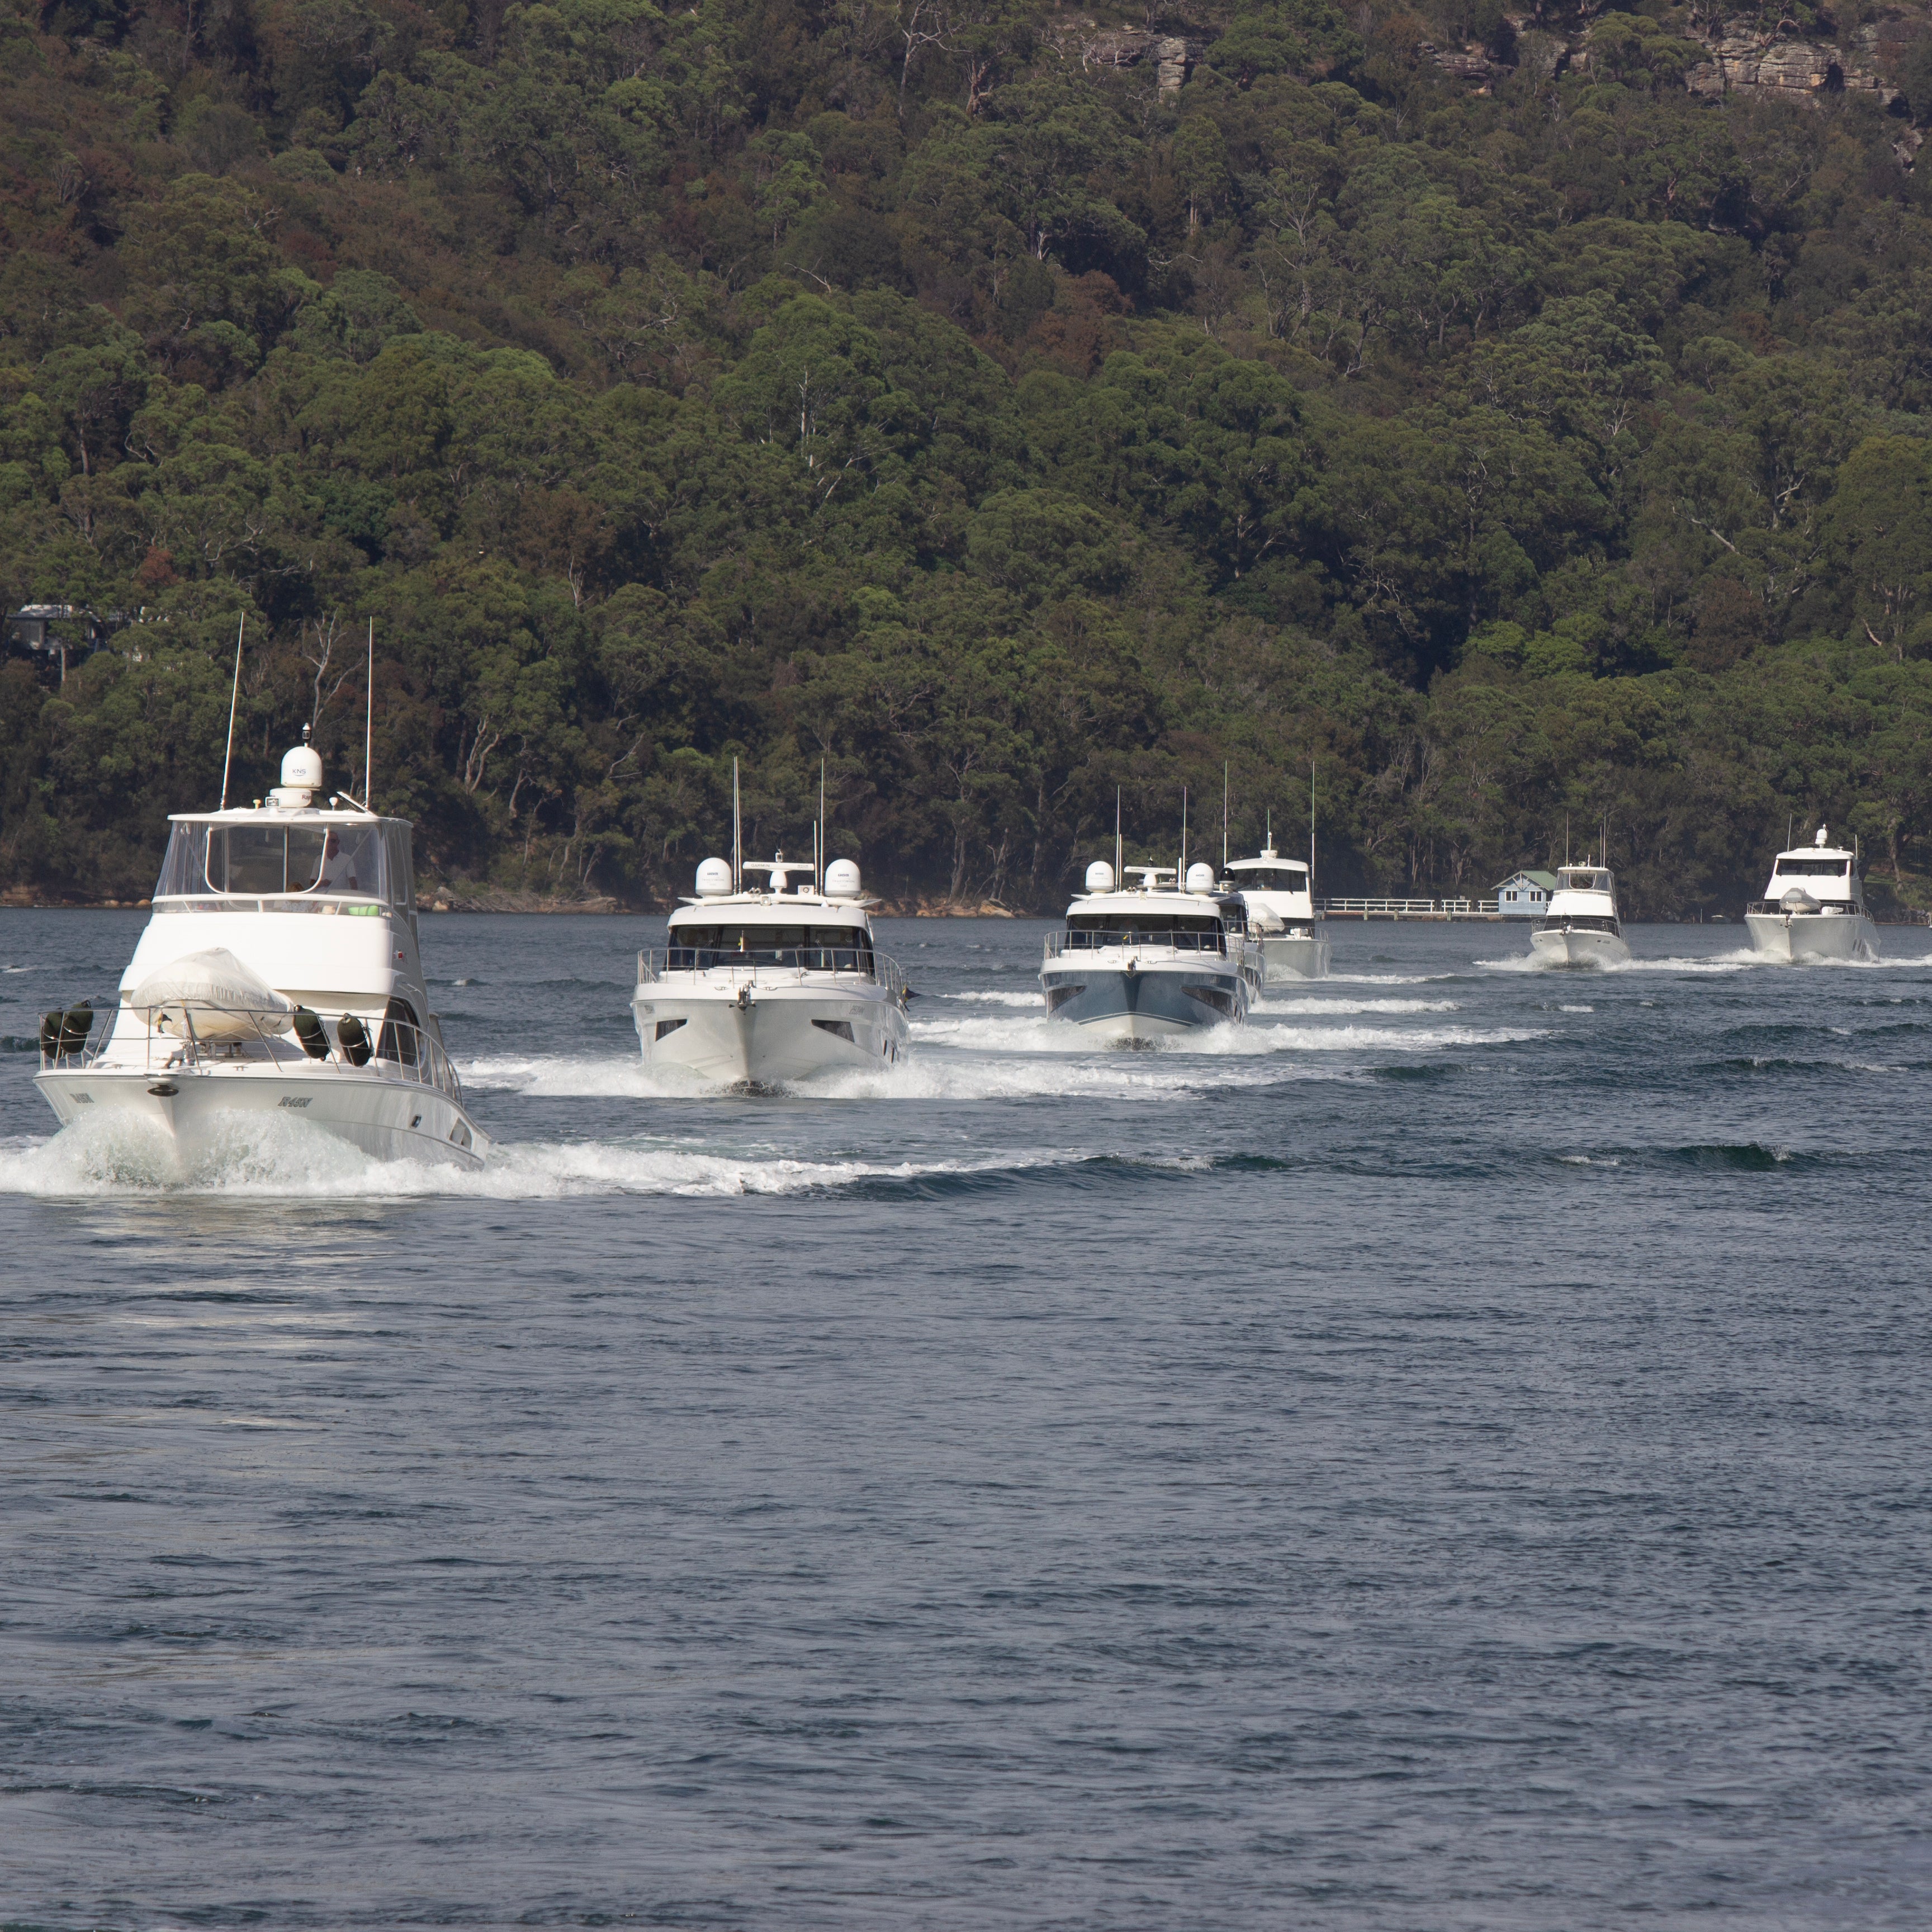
top-left (1746, 898), bottom-right (1860, 916)
top-left (636, 947), bottom-right (907, 1002)
top-left (42, 1002), bottom-right (465, 1104)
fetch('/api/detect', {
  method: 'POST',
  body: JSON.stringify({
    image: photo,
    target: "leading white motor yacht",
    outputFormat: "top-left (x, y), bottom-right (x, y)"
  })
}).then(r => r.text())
top-left (1529, 860), bottom-right (1631, 967)
top-left (1223, 843), bottom-right (1330, 981)
top-left (1745, 825), bottom-right (1879, 963)
top-left (1040, 860), bottom-right (1264, 1041)
top-left (632, 854), bottom-right (910, 1086)
top-left (35, 735), bottom-right (487, 1167)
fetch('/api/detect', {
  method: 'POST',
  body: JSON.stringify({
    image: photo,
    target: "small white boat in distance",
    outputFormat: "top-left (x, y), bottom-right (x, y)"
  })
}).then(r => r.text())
top-left (1223, 844), bottom-right (1330, 981)
top-left (1745, 825), bottom-right (1879, 963)
top-left (633, 854), bottom-right (910, 1086)
top-left (35, 735), bottom-right (486, 1166)
top-left (1529, 860), bottom-right (1631, 967)
top-left (1040, 860), bottom-right (1264, 1041)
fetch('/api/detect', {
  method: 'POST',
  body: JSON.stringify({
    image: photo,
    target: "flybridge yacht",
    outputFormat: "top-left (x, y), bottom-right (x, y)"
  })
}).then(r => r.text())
top-left (1223, 842), bottom-right (1329, 982)
top-left (1040, 860), bottom-right (1264, 1041)
top-left (1529, 860), bottom-right (1631, 968)
top-left (35, 735), bottom-right (486, 1167)
top-left (633, 853), bottom-right (910, 1086)
top-left (1745, 825), bottom-right (1879, 963)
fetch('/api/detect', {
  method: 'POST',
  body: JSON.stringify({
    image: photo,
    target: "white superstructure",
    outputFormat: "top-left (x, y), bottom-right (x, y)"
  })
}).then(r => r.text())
top-left (1744, 825), bottom-right (1879, 963)
top-left (35, 736), bottom-right (486, 1167)
top-left (632, 854), bottom-right (909, 1086)
top-left (1223, 844), bottom-right (1330, 981)
top-left (1039, 860), bottom-right (1264, 1041)
top-left (1528, 861), bottom-right (1631, 968)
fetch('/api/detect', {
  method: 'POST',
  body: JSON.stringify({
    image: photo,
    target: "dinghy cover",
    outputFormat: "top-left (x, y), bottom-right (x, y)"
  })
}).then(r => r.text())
top-left (129, 948), bottom-right (293, 1040)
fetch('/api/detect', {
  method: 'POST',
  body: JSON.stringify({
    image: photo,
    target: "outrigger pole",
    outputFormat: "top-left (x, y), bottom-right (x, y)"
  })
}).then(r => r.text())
top-left (218, 613), bottom-right (245, 809)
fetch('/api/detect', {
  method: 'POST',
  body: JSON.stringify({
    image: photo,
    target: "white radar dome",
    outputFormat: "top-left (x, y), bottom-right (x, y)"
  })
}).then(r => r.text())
top-left (824, 858), bottom-right (862, 898)
top-left (1186, 861), bottom-right (1217, 893)
top-left (281, 742), bottom-right (323, 791)
top-left (695, 856), bottom-right (733, 897)
top-left (1085, 860), bottom-right (1115, 893)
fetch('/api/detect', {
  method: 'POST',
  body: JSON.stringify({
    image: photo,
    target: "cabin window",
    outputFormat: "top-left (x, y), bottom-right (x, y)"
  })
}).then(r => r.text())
top-left (669, 924), bottom-right (874, 971)
top-left (1775, 858), bottom-right (1849, 877)
top-left (1239, 869), bottom-right (1308, 893)
top-left (153, 820), bottom-right (397, 904)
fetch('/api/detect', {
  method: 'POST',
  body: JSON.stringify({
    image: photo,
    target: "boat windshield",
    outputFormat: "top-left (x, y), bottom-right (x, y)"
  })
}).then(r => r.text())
top-left (1067, 913), bottom-right (1227, 951)
top-left (1774, 858), bottom-right (1850, 877)
top-left (154, 820), bottom-right (412, 906)
top-left (1237, 868), bottom-right (1308, 892)
top-left (669, 923), bottom-right (874, 970)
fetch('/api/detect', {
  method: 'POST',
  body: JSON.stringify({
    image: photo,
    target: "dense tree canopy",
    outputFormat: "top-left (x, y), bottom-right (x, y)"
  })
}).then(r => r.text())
top-left (4, 0), bottom-right (1932, 912)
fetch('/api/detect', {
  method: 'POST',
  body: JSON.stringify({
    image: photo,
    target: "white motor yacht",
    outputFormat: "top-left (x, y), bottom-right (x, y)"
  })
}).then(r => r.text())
top-left (35, 735), bottom-right (486, 1167)
top-left (1223, 843), bottom-right (1330, 981)
top-left (1529, 860), bottom-right (1631, 967)
top-left (632, 854), bottom-right (909, 1086)
top-left (1745, 825), bottom-right (1879, 963)
top-left (1040, 861), bottom-right (1264, 1041)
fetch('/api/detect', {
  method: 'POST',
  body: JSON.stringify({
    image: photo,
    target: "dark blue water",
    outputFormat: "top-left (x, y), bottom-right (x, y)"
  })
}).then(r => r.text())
top-left (4, 912), bottom-right (1932, 1929)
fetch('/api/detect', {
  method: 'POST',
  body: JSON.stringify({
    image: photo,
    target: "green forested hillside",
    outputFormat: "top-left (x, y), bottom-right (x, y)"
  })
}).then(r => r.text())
top-left (4, 0), bottom-right (1932, 911)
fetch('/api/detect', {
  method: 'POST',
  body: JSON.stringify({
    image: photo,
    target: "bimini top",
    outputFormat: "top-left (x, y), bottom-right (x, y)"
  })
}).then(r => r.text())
top-left (151, 738), bottom-right (416, 910)
top-left (1546, 863), bottom-right (1618, 914)
top-left (1760, 825), bottom-right (1860, 904)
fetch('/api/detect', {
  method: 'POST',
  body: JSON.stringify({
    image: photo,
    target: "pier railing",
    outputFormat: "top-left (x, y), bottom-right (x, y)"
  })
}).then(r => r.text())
top-left (1317, 897), bottom-right (1502, 920)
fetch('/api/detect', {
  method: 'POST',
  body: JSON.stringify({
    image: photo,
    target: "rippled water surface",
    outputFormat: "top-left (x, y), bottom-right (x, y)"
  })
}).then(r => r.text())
top-left (5, 911), bottom-right (1932, 1929)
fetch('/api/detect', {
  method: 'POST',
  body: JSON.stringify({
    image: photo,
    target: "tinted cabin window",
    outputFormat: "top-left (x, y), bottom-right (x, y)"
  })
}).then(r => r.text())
top-left (1069, 913), bottom-right (1224, 936)
top-left (1775, 858), bottom-right (1850, 877)
top-left (1242, 869), bottom-right (1308, 892)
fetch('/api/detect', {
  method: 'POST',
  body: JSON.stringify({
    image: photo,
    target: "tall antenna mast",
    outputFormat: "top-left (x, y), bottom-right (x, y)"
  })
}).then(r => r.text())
top-left (732, 757), bottom-right (742, 892)
top-left (1180, 786), bottom-right (1188, 886)
top-left (1309, 753), bottom-right (1317, 898)
top-left (1115, 788), bottom-right (1123, 893)
top-left (1222, 762), bottom-right (1229, 873)
top-left (364, 616), bottom-right (375, 811)
top-left (817, 758), bottom-right (826, 894)
top-left (218, 613), bottom-right (245, 809)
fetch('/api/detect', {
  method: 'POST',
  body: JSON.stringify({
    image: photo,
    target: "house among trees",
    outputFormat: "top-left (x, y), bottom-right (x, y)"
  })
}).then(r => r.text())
top-left (1494, 871), bottom-right (1560, 918)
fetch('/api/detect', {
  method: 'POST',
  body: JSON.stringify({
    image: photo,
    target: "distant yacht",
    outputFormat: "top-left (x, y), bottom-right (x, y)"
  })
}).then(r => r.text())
top-left (35, 733), bottom-right (486, 1166)
top-left (633, 853), bottom-right (909, 1085)
top-left (1529, 860), bottom-right (1631, 968)
top-left (1223, 842), bottom-right (1330, 981)
top-left (1040, 859), bottom-right (1263, 1041)
top-left (1745, 825), bottom-right (1879, 963)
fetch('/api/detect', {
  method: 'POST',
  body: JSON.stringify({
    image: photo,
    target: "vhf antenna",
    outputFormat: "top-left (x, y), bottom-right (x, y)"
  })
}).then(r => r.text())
top-left (219, 612), bottom-right (245, 809)
top-left (817, 757), bottom-right (826, 894)
top-left (732, 757), bottom-right (742, 893)
top-left (364, 616), bottom-right (375, 812)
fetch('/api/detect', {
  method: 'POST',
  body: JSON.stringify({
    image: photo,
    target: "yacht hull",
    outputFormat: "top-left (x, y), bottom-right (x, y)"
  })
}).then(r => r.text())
top-left (1040, 962), bottom-right (1248, 1040)
top-left (1259, 930), bottom-right (1331, 982)
top-left (1530, 926), bottom-right (1631, 968)
top-left (632, 986), bottom-right (909, 1086)
top-left (34, 1065), bottom-right (487, 1168)
top-left (1745, 911), bottom-right (1879, 964)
